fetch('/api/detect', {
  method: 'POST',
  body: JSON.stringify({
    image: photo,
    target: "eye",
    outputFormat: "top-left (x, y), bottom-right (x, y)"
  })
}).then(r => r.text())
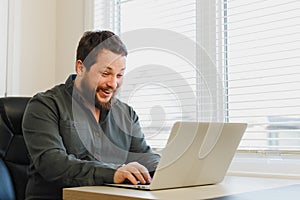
top-left (101, 71), bottom-right (110, 77)
top-left (117, 73), bottom-right (124, 78)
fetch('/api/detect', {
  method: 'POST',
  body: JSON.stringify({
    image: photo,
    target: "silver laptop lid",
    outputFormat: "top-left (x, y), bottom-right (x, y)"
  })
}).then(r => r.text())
top-left (149, 122), bottom-right (247, 190)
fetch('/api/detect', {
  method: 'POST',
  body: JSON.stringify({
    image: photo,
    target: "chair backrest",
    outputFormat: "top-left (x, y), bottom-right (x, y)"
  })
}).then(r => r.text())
top-left (0, 97), bottom-right (31, 200)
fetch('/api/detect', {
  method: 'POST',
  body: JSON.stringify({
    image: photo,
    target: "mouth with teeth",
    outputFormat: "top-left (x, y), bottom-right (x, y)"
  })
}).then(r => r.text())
top-left (97, 87), bottom-right (114, 100)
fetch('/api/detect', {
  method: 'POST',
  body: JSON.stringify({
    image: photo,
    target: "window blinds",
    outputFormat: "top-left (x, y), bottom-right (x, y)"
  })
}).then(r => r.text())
top-left (93, 0), bottom-right (118, 31)
top-left (224, 0), bottom-right (300, 152)
top-left (93, 0), bottom-right (300, 152)
top-left (117, 0), bottom-right (199, 148)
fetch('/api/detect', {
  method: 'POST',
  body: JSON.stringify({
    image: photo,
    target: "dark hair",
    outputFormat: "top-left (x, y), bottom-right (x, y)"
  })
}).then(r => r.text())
top-left (76, 30), bottom-right (127, 70)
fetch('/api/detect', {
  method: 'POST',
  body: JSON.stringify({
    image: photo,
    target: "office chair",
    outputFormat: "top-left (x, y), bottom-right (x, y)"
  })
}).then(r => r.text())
top-left (0, 97), bottom-right (31, 200)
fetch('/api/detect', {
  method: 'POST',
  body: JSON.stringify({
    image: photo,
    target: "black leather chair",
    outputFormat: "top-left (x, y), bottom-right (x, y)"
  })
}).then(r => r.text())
top-left (0, 97), bottom-right (31, 200)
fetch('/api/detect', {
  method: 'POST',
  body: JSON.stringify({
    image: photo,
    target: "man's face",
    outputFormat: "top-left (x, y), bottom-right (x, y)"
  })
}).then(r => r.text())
top-left (79, 49), bottom-right (126, 109)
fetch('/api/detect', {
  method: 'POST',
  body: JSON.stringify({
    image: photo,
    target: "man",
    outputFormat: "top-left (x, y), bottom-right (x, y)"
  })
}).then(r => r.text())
top-left (22, 30), bottom-right (160, 199)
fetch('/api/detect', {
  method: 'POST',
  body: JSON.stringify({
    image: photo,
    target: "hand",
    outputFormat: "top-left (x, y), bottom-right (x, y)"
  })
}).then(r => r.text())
top-left (113, 162), bottom-right (152, 185)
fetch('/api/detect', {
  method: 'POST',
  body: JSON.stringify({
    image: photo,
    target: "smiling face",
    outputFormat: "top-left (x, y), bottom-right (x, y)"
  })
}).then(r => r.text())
top-left (75, 49), bottom-right (126, 109)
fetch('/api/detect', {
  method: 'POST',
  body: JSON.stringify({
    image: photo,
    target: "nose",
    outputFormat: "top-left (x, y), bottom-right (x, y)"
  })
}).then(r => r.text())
top-left (106, 75), bottom-right (118, 89)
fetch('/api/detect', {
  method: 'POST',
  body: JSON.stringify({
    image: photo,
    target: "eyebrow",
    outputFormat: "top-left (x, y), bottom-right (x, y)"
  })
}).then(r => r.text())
top-left (105, 66), bottom-right (126, 71)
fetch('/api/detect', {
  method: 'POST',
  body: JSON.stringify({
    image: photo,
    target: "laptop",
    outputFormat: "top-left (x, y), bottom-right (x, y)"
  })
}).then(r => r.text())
top-left (106, 121), bottom-right (247, 190)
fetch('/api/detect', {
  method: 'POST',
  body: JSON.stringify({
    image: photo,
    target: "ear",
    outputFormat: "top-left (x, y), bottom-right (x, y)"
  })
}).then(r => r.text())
top-left (75, 60), bottom-right (85, 76)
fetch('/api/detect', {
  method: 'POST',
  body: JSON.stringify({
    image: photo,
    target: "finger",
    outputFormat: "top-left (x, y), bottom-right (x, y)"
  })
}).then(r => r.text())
top-left (133, 163), bottom-right (152, 183)
top-left (128, 162), bottom-right (151, 184)
top-left (137, 168), bottom-right (151, 184)
top-left (114, 167), bottom-right (139, 185)
top-left (124, 171), bottom-right (139, 185)
top-left (129, 166), bottom-right (147, 184)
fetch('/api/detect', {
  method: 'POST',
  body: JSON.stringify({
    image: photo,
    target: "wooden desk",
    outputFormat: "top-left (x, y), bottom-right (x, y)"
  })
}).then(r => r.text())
top-left (63, 176), bottom-right (300, 200)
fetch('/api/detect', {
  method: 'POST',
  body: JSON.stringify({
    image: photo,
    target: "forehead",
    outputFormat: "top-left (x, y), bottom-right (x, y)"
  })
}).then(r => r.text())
top-left (95, 49), bottom-right (126, 69)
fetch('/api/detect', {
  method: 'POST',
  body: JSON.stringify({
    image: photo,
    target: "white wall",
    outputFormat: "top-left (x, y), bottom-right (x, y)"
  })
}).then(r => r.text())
top-left (5, 0), bottom-right (86, 96)
top-left (0, 0), bottom-right (9, 96)
top-left (55, 0), bottom-right (86, 84)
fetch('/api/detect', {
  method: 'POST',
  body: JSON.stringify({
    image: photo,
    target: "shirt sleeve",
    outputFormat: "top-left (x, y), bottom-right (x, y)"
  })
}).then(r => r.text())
top-left (125, 107), bottom-right (161, 174)
top-left (22, 94), bottom-right (118, 186)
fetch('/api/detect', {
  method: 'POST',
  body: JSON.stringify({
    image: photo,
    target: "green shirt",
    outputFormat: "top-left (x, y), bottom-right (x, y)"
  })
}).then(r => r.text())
top-left (23, 74), bottom-right (160, 199)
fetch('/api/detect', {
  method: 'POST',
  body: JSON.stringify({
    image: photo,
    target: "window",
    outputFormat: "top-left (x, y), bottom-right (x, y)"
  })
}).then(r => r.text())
top-left (93, 0), bottom-right (300, 176)
top-left (222, 0), bottom-right (300, 177)
top-left (117, 0), bottom-right (200, 148)
top-left (94, 0), bottom-right (224, 148)
top-left (93, 0), bottom-right (118, 31)
top-left (224, 0), bottom-right (300, 152)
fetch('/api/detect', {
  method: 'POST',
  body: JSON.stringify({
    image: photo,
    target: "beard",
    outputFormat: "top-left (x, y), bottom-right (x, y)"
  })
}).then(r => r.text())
top-left (94, 88), bottom-right (117, 110)
top-left (80, 79), bottom-right (117, 110)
